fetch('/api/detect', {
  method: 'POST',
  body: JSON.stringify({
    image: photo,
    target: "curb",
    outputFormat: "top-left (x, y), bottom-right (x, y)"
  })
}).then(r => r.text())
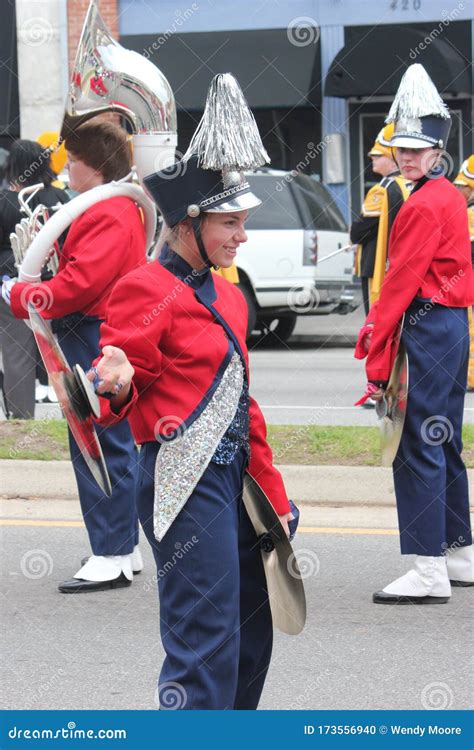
top-left (1, 460), bottom-right (473, 507)
top-left (289, 334), bottom-right (357, 347)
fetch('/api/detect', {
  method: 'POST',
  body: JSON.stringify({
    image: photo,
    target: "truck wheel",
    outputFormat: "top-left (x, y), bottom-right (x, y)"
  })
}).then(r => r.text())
top-left (261, 314), bottom-right (297, 344)
top-left (237, 283), bottom-right (257, 339)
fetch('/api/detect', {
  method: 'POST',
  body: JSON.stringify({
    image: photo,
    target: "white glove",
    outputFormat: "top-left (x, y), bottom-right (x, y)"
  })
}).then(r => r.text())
top-left (1, 275), bottom-right (17, 306)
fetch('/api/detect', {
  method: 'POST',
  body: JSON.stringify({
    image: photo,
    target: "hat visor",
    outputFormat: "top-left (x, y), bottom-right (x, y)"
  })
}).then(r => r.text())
top-left (391, 135), bottom-right (436, 149)
top-left (454, 177), bottom-right (469, 186)
top-left (368, 146), bottom-right (392, 158)
top-left (203, 191), bottom-right (262, 213)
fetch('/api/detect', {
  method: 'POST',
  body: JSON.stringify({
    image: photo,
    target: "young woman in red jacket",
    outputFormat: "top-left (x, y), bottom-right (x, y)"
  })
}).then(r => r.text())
top-left (89, 75), bottom-right (295, 710)
top-left (357, 65), bottom-right (474, 604)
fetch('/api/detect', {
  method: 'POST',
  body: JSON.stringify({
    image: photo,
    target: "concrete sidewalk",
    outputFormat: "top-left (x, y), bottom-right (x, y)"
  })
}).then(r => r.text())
top-left (1, 459), bottom-right (473, 506)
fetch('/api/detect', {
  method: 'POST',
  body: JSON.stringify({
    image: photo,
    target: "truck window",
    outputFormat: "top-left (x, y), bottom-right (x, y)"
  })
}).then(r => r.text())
top-left (292, 175), bottom-right (347, 232)
top-left (246, 175), bottom-right (304, 230)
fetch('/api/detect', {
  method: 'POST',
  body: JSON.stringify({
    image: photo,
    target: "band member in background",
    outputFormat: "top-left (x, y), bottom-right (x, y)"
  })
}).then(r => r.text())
top-left (0, 140), bottom-right (69, 418)
top-left (36, 131), bottom-right (69, 192)
top-left (5, 121), bottom-right (146, 593)
top-left (350, 123), bottom-right (410, 315)
top-left (88, 74), bottom-right (295, 710)
top-left (454, 155), bottom-right (474, 391)
top-left (357, 65), bottom-right (474, 604)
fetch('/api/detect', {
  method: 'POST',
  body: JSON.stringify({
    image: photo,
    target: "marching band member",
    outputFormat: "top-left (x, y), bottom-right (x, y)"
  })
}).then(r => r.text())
top-left (89, 74), bottom-right (294, 709)
top-left (351, 123), bottom-right (409, 315)
top-left (454, 156), bottom-right (474, 390)
top-left (0, 140), bottom-right (69, 418)
top-left (8, 121), bottom-right (146, 593)
top-left (359, 65), bottom-right (474, 604)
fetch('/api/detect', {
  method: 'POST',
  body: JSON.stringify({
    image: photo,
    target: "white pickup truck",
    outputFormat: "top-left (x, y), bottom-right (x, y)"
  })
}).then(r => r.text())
top-left (236, 170), bottom-right (359, 340)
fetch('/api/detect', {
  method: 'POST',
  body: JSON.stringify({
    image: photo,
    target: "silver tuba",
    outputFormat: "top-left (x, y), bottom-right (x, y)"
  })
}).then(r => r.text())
top-left (13, 0), bottom-right (177, 284)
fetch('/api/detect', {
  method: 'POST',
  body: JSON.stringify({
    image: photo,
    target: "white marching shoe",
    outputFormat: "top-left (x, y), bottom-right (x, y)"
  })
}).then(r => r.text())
top-left (58, 554), bottom-right (134, 593)
top-left (446, 545), bottom-right (474, 587)
top-left (373, 555), bottom-right (451, 604)
top-left (131, 545), bottom-right (144, 574)
top-left (79, 544), bottom-right (143, 574)
top-left (35, 383), bottom-right (49, 403)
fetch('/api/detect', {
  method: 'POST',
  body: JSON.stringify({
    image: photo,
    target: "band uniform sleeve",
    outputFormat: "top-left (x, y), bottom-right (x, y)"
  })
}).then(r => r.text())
top-left (369, 181), bottom-right (406, 307)
top-left (93, 271), bottom-right (172, 426)
top-left (247, 397), bottom-right (291, 515)
top-left (228, 282), bottom-right (291, 515)
top-left (361, 184), bottom-right (384, 217)
top-left (350, 214), bottom-right (379, 245)
top-left (366, 200), bottom-right (441, 383)
top-left (10, 208), bottom-right (130, 320)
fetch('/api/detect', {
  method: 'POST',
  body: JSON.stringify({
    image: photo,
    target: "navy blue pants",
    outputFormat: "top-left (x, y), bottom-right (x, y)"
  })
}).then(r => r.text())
top-left (137, 443), bottom-right (273, 710)
top-left (393, 301), bottom-right (472, 556)
top-left (58, 319), bottom-right (139, 556)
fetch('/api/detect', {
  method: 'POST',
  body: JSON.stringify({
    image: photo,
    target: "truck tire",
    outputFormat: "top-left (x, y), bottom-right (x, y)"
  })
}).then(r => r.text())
top-left (260, 313), bottom-right (297, 344)
top-left (237, 282), bottom-right (257, 339)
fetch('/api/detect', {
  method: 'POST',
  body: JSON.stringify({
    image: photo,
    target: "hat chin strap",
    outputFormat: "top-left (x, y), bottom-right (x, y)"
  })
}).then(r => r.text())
top-left (191, 216), bottom-right (218, 271)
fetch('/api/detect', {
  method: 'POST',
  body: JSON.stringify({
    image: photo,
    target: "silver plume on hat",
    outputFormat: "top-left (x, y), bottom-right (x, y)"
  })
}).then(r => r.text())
top-left (184, 73), bottom-right (270, 171)
top-left (385, 64), bottom-right (450, 123)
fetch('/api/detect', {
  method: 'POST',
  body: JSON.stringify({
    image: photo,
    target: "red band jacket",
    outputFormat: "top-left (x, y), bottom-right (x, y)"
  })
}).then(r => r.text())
top-left (96, 252), bottom-right (291, 516)
top-left (10, 197), bottom-right (146, 320)
top-left (366, 177), bottom-right (474, 383)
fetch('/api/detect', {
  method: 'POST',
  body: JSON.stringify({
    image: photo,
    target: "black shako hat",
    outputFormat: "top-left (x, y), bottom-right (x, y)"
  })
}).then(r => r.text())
top-left (143, 73), bottom-right (269, 267)
top-left (386, 64), bottom-right (452, 149)
top-left (144, 154), bottom-right (260, 228)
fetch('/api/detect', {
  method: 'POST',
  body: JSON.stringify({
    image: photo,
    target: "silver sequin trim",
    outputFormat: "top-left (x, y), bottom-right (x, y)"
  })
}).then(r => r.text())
top-left (153, 352), bottom-right (244, 541)
top-left (199, 182), bottom-right (250, 208)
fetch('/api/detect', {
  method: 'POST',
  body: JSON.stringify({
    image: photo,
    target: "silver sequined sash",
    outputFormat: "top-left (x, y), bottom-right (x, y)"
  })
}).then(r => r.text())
top-left (153, 351), bottom-right (244, 541)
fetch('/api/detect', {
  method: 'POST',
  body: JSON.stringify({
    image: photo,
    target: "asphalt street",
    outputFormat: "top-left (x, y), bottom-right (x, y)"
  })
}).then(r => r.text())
top-left (1, 501), bottom-right (472, 712)
top-left (25, 306), bottom-right (474, 426)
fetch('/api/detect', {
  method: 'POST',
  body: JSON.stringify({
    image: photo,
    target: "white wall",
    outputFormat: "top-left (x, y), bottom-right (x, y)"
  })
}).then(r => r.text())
top-left (16, 0), bottom-right (69, 138)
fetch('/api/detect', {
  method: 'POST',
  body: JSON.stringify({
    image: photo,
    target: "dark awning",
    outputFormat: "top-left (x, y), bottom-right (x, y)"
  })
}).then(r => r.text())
top-left (121, 28), bottom-right (321, 110)
top-left (325, 24), bottom-right (471, 98)
top-left (0, 3), bottom-right (19, 136)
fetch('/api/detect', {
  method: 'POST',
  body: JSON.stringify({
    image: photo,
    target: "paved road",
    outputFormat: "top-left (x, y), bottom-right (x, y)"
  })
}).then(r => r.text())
top-left (1, 500), bottom-right (472, 711)
top-left (10, 306), bottom-right (474, 425)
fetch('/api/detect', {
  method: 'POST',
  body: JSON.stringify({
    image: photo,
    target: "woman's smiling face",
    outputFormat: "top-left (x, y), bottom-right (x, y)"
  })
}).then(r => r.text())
top-left (199, 210), bottom-right (249, 268)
